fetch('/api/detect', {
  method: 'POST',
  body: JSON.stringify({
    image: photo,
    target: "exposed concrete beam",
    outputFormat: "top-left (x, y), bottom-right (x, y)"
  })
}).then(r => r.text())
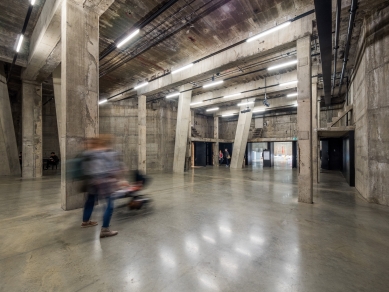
top-left (110, 14), bottom-right (313, 99)
top-left (190, 71), bottom-right (298, 109)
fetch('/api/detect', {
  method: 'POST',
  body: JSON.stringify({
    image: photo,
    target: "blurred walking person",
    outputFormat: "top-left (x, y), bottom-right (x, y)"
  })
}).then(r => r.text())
top-left (82, 135), bottom-right (123, 238)
top-left (224, 149), bottom-right (230, 167)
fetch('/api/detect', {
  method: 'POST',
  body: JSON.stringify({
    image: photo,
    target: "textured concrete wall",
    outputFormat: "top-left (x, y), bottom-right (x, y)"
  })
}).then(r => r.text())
top-left (350, 8), bottom-right (389, 205)
top-left (99, 99), bottom-right (177, 172)
top-left (193, 113), bottom-right (213, 138)
top-left (42, 99), bottom-right (60, 159)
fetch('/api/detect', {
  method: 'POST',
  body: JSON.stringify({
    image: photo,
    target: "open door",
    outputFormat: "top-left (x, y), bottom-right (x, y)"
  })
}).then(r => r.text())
top-left (194, 142), bottom-right (206, 167)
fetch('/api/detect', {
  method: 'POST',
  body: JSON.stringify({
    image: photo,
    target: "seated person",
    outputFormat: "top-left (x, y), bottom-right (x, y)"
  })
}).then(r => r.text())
top-left (45, 152), bottom-right (59, 169)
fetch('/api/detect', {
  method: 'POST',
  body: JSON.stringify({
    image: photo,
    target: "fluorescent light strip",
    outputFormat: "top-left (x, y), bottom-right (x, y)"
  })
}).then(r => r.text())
top-left (30, 0), bottom-right (36, 5)
top-left (203, 80), bottom-right (223, 88)
top-left (117, 29), bottom-right (140, 48)
top-left (294, 103), bottom-right (298, 107)
top-left (166, 92), bottom-right (180, 98)
top-left (223, 93), bottom-right (241, 98)
top-left (16, 35), bottom-right (24, 52)
top-left (206, 107), bottom-right (219, 112)
top-left (190, 101), bottom-right (203, 106)
top-left (99, 99), bottom-right (108, 105)
top-left (171, 63), bottom-right (193, 74)
top-left (268, 60), bottom-right (298, 71)
top-left (134, 81), bottom-right (148, 90)
top-left (222, 114), bottom-right (236, 117)
top-left (247, 21), bottom-right (291, 43)
top-left (279, 80), bottom-right (298, 87)
top-left (237, 101), bottom-right (254, 106)
top-left (287, 93), bottom-right (298, 97)
top-left (252, 109), bottom-right (265, 113)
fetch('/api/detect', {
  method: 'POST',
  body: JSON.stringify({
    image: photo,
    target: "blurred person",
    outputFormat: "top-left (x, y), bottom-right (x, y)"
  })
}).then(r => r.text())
top-left (219, 150), bottom-right (223, 165)
top-left (224, 149), bottom-right (230, 167)
top-left (82, 135), bottom-right (124, 238)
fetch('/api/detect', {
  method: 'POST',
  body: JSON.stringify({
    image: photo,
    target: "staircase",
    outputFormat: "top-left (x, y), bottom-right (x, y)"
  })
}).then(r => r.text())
top-left (191, 126), bottom-right (201, 138)
top-left (252, 128), bottom-right (263, 139)
top-left (327, 104), bottom-right (353, 128)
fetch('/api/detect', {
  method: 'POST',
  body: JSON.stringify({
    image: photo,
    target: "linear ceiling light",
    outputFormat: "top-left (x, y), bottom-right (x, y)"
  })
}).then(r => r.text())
top-left (294, 102), bottom-right (298, 107)
top-left (203, 80), bottom-right (224, 88)
top-left (206, 107), bottom-right (219, 112)
top-left (287, 93), bottom-right (298, 97)
top-left (222, 113), bottom-right (236, 117)
top-left (99, 99), bottom-right (108, 105)
top-left (117, 29), bottom-right (140, 48)
top-left (134, 81), bottom-right (148, 90)
top-left (30, 0), bottom-right (36, 5)
top-left (237, 101), bottom-right (254, 106)
top-left (252, 109), bottom-right (265, 113)
top-left (247, 21), bottom-right (291, 43)
top-left (190, 101), bottom-right (203, 106)
top-left (166, 92), bottom-right (180, 98)
top-left (171, 63), bottom-right (193, 75)
top-left (268, 60), bottom-right (298, 71)
top-left (279, 80), bottom-right (298, 87)
top-left (224, 93), bottom-right (241, 98)
top-left (16, 35), bottom-right (24, 52)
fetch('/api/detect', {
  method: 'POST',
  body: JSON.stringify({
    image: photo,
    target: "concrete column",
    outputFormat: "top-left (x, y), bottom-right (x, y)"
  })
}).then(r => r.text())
top-left (22, 80), bottom-right (42, 178)
top-left (60, 1), bottom-right (100, 210)
top-left (317, 99), bottom-right (321, 183)
top-left (297, 35), bottom-right (313, 203)
top-left (230, 99), bottom-right (255, 169)
top-left (52, 64), bottom-right (62, 155)
top-left (173, 84), bottom-right (192, 173)
top-left (312, 82), bottom-right (318, 183)
top-left (0, 62), bottom-right (21, 176)
top-left (138, 95), bottom-right (146, 174)
top-left (213, 116), bottom-right (219, 166)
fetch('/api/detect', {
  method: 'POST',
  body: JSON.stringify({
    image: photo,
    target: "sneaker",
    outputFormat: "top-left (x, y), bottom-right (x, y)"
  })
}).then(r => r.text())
top-left (81, 221), bottom-right (98, 228)
top-left (100, 228), bottom-right (118, 238)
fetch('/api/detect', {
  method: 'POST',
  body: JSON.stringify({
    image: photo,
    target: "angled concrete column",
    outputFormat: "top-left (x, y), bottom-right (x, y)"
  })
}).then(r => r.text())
top-left (173, 84), bottom-right (192, 173)
top-left (230, 99), bottom-right (255, 169)
top-left (213, 116), bottom-right (219, 166)
top-left (138, 95), bottom-right (146, 174)
top-left (61, 1), bottom-right (103, 210)
top-left (0, 63), bottom-right (20, 176)
top-left (22, 80), bottom-right (42, 178)
top-left (297, 36), bottom-right (313, 203)
top-left (52, 64), bottom-right (62, 155)
top-left (312, 82), bottom-right (318, 183)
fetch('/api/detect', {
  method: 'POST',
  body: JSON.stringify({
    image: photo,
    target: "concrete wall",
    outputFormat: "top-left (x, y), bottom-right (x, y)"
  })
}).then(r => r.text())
top-left (99, 99), bottom-right (177, 172)
top-left (349, 7), bottom-right (389, 205)
top-left (42, 99), bottom-right (60, 159)
top-left (192, 113), bottom-right (213, 138)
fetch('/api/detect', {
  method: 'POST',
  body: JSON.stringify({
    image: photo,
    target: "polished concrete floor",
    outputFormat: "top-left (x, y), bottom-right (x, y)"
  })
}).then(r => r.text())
top-left (1, 166), bottom-right (389, 291)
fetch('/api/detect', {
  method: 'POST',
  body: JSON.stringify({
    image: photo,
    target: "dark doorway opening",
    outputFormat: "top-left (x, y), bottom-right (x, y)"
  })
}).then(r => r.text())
top-left (193, 142), bottom-right (214, 167)
top-left (219, 143), bottom-right (233, 165)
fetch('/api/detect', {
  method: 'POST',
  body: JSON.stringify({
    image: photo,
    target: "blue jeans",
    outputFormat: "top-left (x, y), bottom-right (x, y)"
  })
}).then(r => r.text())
top-left (102, 196), bottom-right (114, 228)
top-left (83, 194), bottom-right (97, 222)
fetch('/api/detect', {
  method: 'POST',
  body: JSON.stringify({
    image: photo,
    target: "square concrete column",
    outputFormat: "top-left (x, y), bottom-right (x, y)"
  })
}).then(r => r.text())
top-left (173, 84), bottom-right (192, 173)
top-left (230, 98), bottom-right (255, 169)
top-left (0, 62), bottom-right (20, 176)
top-left (138, 95), bottom-right (146, 174)
top-left (52, 64), bottom-right (62, 156)
top-left (213, 116), bottom-right (219, 166)
top-left (297, 35), bottom-right (313, 203)
top-left (312, 82), bottom-right (318, 183)
top-left (60, 1), bottom-right (100, 210)
top-left (22, 80), bottom-right (42, 178)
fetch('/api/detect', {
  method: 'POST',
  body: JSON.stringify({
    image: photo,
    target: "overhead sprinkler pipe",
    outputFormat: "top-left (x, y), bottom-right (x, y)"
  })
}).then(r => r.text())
top-left (332, 0), bottom-right (341, 96)
top-left (338, 0), bottom-right (358, 98)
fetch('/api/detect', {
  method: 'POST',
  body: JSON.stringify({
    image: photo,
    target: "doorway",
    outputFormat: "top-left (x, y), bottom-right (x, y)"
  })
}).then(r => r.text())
top-left (193, 142), bottom-right (214, 167)
top-left (219, 143), bottom-right (233, 165)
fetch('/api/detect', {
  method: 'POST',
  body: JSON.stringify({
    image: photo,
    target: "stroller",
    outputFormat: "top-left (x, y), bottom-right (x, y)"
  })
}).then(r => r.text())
top-left (112, 170), bottom-right (153, 211)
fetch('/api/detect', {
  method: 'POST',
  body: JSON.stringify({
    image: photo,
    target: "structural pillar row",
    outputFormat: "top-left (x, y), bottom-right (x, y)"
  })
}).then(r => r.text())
top-left (230, 98), bottom-right (255, 169)
top-left (213, 116), bottom-right (219, 166)
top-left (297, 35), bottom-right (313, 203)
top-left (0, 62), bottom-right (21, 176)
top-left (22, 80), bottom-right (43, 178)
top-left (138, 95), bottom-right (146, 174)
top-left (173, 84), bottom-right (192, 173)
top-left (60, 0), bottom-right (101, 210)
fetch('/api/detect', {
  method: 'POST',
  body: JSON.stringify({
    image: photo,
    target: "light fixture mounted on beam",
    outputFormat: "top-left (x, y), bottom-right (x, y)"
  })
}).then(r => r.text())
top-left (16, 35), bottom-right (24, 52)
top-left (237, 101), bottom-right (254, 107)
top-left (134, 81), bottom-right (148, 90)
top-left (279, 80), bottom-right (298, 87)
top-left (117, 29), bottom-right (140, 48)
top-left (30, 0), bottom-right (36, 5)
top-left (224, 93), bottom-right (241, 98)
top-left (206, 107), bottom-right (219, 112)
top-left (287, 93), bottom-right (298, 97)
top-left (222, 113), bottom-right (236, 117)
top-left (99, 99), bottom-right (108, 105)
top-left (247, 21), bottom-right (291, 43)
top-left (268, 60), bottom-right (298, 71)
top-left (166, 92), bottom-right (180, 98)
top-left (190, 101), bottom-right (203, 106)
top-left (171, 63), bottom-right (193, 74)
top-left (203, 80), bottom-right (224, 88)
